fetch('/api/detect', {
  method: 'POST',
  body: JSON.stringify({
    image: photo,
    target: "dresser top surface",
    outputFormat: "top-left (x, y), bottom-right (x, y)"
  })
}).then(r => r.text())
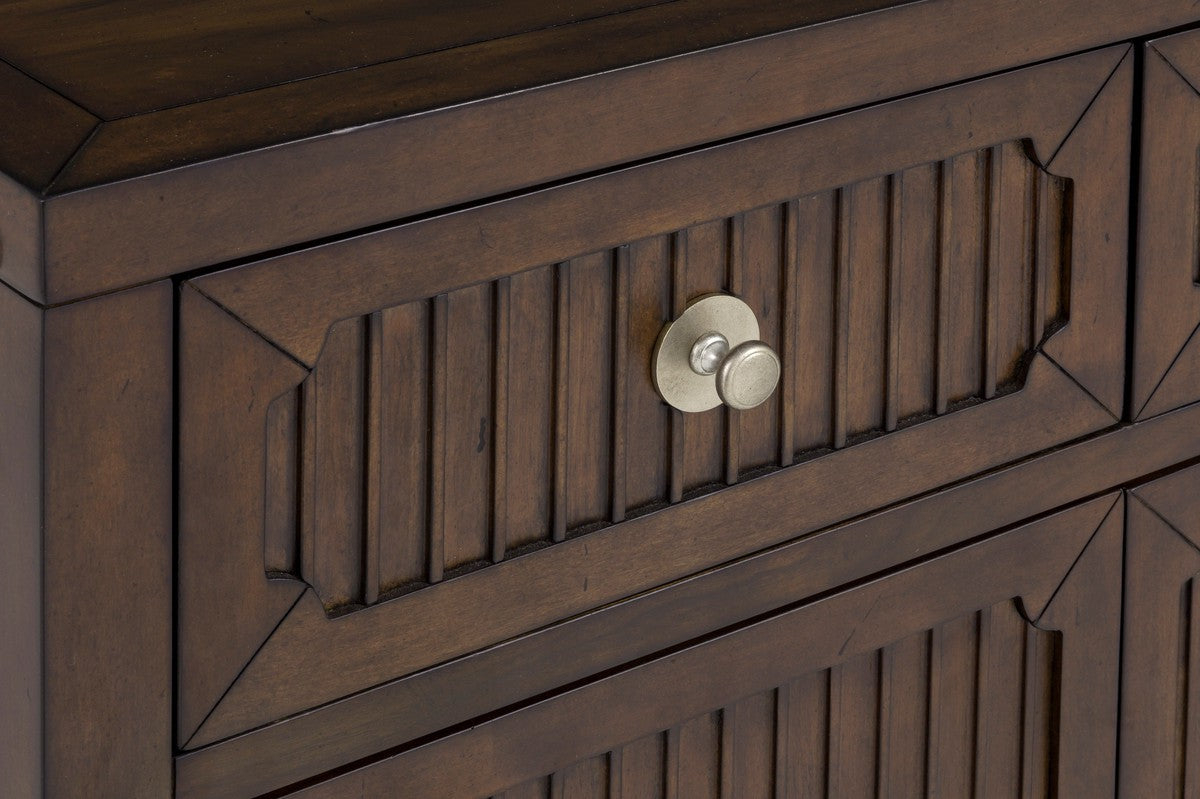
top-left (1, 0), bottom-right (1198, 307)
top-left (0, 0), bottom-right (905, 190)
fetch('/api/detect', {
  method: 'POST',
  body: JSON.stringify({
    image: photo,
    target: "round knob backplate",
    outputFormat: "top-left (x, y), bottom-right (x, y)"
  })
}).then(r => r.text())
top-left (653, 294), bottom-right (778, 413)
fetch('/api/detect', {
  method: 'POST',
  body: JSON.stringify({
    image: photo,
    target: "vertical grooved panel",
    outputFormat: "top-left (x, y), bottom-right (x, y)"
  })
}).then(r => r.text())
top-left (299, 377), bottom-right (317, 585)
top-left (724, 215), bottom-right (744, 486)
top-left (719, 704), bottom-right (735, 799)
top-left (363, 313), bottom-right (382, 604)
top-left (507, 266), bottom-right (555, 550)
top-left (878, 631), bottom-right (929, 797)
top-left (843, 178), bottom-right (890, 438)
top-left (278, 141), bottom-right (1067, 614)
top-left (677, 712), bottom-right (721, 799)
top-left (442, 282), bottom-right (494, 570)
top-left (626, 236), bottom-right (672, 511)
top-left (729, 691), bottom-right (776, 799)
top-left (975, 601), bottom-right (1028, 796)
top-left (1177, 580), bottom-right (1192, 796)
top-left (995, 141), bottom-right (1037, 389)
top-left (427, 294), bottom-right (448, 584)
top-left (772, 687), bottom-right (789, 799)
top-left (785, 671), bottom-right (829, 799)
top-left (611, 248), bottom-right (630, 524)
top-left (894, 163), bottom-right (939, 422)
top-left (737, 205), bottom-right (784, 473)
top-left (927, 612), bottom-right (979, 797)
top-left (493, 278), bottom-right (511, 563)
top-left (682, 219), bottom-right (728, 490)
top-left (1186, 579), bottom-right (1200, 796)
top-left (1041, 175), bottom-right (1069, 334)
top-left (885, 174), bottom-right (903, 432)
top-left (377, 301), bottom-right (429, 591)
top-left (552, 262), bottom-right (570, 542)
top-left (943, 151), bottom-right (988, 405)
top-left (793, 192), bottom-right (836, 453)
top-left (983, 146), bottom-right (1003, 399)
top-left (832, 188), bottom-right (851, 449)
top-left (264, 388), bottom-right (299, 576)
top-left (616, 732), bottom-right (665, 799)
top-left (557, 755), bottom-right (609, 799)
top-left (566, 252), bottom-right (614, 529)
top-left (503, 600), bottom-right (1063, 799)
top-left (1021, 624), bottom-right (1056, 799)
top-left (778, 202), bottom-right (798, 467)
top-left (668, 232), bottom-right (687, 504)
top-left (828, 650), bottom-right (880, 797)
top-left (665, 727), bottom-right (681, 799)
top-left (308, 316), bottom-right (366, 608)
top-left (935, 158), bottom-right (954, 414)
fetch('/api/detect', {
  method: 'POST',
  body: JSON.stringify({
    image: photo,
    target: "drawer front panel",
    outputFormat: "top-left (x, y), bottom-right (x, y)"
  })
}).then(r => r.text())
top-left (265, 144), bottom-right (1068, 614)
top-left (1135, 31), bottom-right (1200, 419)
top-left (1120, 463), bottom-right (1200, 797)
top-left (276, 493), bottom-right (1123, 799)
top-left (178, 47), bottom-right (1131, 749)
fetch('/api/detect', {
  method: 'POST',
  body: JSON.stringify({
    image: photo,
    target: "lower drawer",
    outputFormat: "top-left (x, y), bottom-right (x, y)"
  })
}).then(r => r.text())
top-left (272, 492), bottom-right (1122, 798)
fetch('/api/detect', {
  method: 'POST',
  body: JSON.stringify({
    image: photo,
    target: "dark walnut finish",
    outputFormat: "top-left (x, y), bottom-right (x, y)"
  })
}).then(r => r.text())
top-left (3, 2), bottom-right (1200, 798)
top-left (177, 47), bottom-right (1129, 757)
top-left (1135, 28), bottom-right (1200, 419)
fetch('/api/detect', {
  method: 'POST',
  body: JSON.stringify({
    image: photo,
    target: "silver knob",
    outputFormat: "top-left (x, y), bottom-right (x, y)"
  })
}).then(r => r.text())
top-left (653, 294), bottom-right (782, 413)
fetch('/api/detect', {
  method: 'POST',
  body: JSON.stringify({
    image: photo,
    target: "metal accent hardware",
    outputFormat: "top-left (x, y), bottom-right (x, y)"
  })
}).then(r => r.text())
top-left (653, 294), bottom-right (781, 413)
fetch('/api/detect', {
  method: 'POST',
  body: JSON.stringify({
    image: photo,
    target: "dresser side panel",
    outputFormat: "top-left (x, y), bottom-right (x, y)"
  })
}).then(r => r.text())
top-left (0, 284), bottom-right (43, 798)
top-left (41, 282), bottom-right (173, 797)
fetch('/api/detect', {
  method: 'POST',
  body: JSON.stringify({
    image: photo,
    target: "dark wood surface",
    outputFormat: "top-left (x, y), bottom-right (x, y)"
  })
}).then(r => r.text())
top-left (177, 399), bottom-right (1200, 799)
top-left (0, 283), bottom-right (42, 798)
top-left (1133, 29), bottom-right (1200, 419)
top-left (1, 282), bottom-right (173, 797)
top-left (1121, 463), bottom-right (1200, 797)
top-left (282, 495), bottom-right (1123, 799)
top-left (176, 48), bottom-right (1129, 755)
top-left (2, 3), bottom-right (1200, 797)
top-left (0, 0), bottom-right (1194, 301)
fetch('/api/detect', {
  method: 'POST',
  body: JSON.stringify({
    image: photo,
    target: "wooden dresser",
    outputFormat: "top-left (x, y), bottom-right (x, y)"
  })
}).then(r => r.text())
top-left (4, 2), bottom-right (1200, 796)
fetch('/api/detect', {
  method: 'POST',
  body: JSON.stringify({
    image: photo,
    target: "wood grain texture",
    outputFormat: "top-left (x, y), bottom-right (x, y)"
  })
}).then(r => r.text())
top-left (1, 3), bottom-right (1187, 303)
top-left (192, 48), bottom-right (1120, 367)
top-left (178, 41), bottom-right (1126, 771)
top-left (493, 600), bottom-right (1056, 799)
top-left (277, 495), bottom-right (1118, 799)
top-left (36, 283), bottom-right (173, 796)
top-left (254, 138), bottom-right (1071, 616)
top-left (42, 41), bottom-right (1124, 303)
top-left (1121, 464), bottom-right (1200, 798)
top-left (0, 0), bottom-right (667, 117)
top-left (175, 399), bottom-right (1200, 797)
top-left (178, 287), bottom-right (308, 743)
top-left (0, 283), bottom-right (43, 799)
top-left (1132, 35), bottom-right (1200, 419)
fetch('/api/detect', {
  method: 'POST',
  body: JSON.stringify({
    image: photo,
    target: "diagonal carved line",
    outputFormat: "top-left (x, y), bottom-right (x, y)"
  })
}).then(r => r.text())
top-left (1032, 493), bottom-right (1120, 627)
top-left (1150, 43), bottom-right (1200, 105)
top-left (1041, 351), bottom-right (1121, 423)
top-left (1046, 45), bottom-right (1131, 168)
top-left (1131, 492), bottom-right (1200, 557)
top-left (1136, 315), bottom-right (1200, 420)
top-left (181, 589), bottom-right (307, 751)
top-left (187, 282), bottom-right (313, 373)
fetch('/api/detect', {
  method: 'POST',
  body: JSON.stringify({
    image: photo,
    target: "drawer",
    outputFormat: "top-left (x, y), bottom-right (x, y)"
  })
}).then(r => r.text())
top-left (269, 493), bottom-right (1124, 798)
top-left (1120, 462), bottom-right (1200, 796)
top-left (1135, 30), bottom-right (1200, 419)
top-left (177, 47), bottom-right (1132, 755)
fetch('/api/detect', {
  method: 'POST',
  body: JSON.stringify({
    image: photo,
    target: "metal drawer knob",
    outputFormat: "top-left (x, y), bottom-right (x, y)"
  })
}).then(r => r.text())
top-left (654, 294), bottom-right (781, 413)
